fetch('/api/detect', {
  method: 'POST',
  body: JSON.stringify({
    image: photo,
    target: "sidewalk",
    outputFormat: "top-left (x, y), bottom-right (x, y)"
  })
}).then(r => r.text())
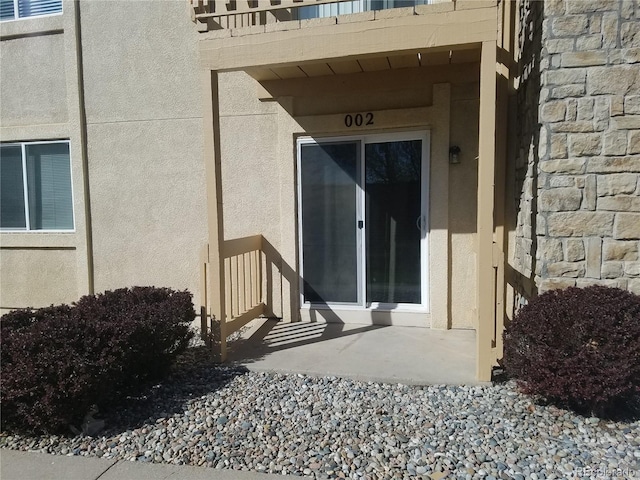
top-left (1, 449), bottom-right (291, 480)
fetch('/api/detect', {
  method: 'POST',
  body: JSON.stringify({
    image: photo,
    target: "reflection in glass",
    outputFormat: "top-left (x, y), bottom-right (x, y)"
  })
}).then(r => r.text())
top-left (0, 146), bottom-right (26, 229)
top-left (300, 142), bottom-right (360, 303)
top-left (25, 143), bottom-right (73, 230)
top-left (365, 140), bottom-right (422, 304)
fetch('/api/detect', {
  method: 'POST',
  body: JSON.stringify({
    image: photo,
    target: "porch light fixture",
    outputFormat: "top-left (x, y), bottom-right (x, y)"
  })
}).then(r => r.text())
top-left (449, 146), bottom-right (461, 164)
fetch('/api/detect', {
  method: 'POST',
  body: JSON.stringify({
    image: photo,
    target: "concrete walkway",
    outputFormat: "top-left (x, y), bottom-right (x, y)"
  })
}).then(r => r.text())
top-left (0, 449), bottom-right (292, 480)
top-left (226, 319), bottom-right (480, 385)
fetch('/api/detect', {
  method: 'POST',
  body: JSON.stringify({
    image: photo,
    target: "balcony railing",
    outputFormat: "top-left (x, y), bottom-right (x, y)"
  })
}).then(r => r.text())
top-left (190, 0), bottom-right (442, 32)
top-left (200, 236), bottom-right (264, 360)
top-left (201, 235), bottom-right (289, 361)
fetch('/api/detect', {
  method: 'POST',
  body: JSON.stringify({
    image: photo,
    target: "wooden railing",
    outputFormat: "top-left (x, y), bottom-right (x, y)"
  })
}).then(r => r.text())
top-left (190, 0), bottom-right (354, 31)
top-left (189, 0), bottom-right (450, 32)
top-left (191, 0), bottom-right (355, 16)
top-left (200, 235), bottom-right (266, 360)
top-left (223, 235), bottom-right (265, 335)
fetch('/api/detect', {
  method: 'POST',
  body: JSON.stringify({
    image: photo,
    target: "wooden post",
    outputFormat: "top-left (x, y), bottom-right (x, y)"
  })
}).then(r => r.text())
top-left (476, 40), bottom-right (497, 382)
top-left (200, 244), bottom-right (209, 344)
top-left (201, 69), bottom-right (227, 362)
top-left (494, 55), bottom-right (510, 364)
top-left (495, 0), bottom-right (516, 363)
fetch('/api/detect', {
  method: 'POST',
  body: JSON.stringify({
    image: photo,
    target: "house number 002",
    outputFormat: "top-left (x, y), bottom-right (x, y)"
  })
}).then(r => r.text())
top-left (344, 112), bottom-right (374, 127)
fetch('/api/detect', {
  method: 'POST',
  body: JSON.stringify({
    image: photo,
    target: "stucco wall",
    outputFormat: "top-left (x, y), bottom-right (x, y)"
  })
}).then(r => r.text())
top-left (79, 0), bottom-right (207, 304)
top-left (0, 33), bottom-right (68, 127)
top-left (217, 63), bottom-right (480, 328)
top-left (1, 248), bottom-right (78, 309)
top-left (449, 83), bottom-right (480, 328)
top-left (0, 4), bottom-right (86, 311)
top-left (1, 1), bottom-right (208, 311)
top-left (218, 72), bottom-right (280, 245)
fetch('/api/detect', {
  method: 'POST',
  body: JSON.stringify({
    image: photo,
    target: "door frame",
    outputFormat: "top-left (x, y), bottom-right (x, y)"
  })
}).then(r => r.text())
top-left (296, 130), bottom-right (431, 313)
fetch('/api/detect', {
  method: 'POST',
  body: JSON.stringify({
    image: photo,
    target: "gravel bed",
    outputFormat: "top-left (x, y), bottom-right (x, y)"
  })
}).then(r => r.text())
top-left (1, 347), bottom-right (638, 480)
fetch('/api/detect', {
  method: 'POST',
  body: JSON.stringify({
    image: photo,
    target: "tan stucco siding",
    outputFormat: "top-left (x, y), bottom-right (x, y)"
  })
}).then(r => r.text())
top-left (450, 83), bottom-right (480, 329)
top-left (218, 72), bottom-right (280, 245)
top-left (85, 120), bottom-right (206, 299)
top-left (1, 248), bottom-right (78, 311)
top-left (0, 33), bottom-right (68, 127)
top-left (79, 1), bottom-right (203, 124)
top-left (0, 6), bottom-right (87, 311)
top-left (79, 1), bottom-right (207, 305)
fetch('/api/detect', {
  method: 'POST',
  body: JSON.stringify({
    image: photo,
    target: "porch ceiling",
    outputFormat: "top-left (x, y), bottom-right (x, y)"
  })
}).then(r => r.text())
top-left (246, 46), bottom-right (482, 81)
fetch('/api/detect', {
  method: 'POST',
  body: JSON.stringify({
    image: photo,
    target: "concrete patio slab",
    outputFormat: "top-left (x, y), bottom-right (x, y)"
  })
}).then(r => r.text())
top-left (0, 449), bottom-right (296, 480)
top-left (226, 319), bottom-right (480, 385)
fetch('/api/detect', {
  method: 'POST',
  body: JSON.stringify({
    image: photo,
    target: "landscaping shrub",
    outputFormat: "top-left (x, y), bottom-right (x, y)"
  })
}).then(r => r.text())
top-left (503, 286), bottom-right (640, 417)
top-left (1, 287), bottom-right (195, 434)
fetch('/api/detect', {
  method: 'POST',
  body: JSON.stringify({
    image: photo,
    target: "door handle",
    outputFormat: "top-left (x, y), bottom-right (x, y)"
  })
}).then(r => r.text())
top-left (358, 220), bottom-right (364, 229)
top-left (416, 215), bottom-right (424, 232)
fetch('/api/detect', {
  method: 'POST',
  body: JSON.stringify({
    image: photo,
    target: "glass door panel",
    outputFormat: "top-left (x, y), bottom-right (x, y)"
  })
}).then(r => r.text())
top-left (300, 142), bottom-right (360, 304)
top-left (365, 140), bottom-right (422, 304)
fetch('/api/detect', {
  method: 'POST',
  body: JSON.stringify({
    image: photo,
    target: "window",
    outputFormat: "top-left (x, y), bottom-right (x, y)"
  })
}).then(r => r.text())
top-left (297, 0), bottom-right (431, 20)
top-left (0, 0), bottom-right (62, 21)
top-left (0, 141), bottom-right (74, 231)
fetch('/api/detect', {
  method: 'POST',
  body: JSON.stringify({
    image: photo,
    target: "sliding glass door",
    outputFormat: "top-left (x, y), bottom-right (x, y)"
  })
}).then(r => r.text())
top-left (299, 141), bottom-right (361, 304)
top-left (298, 132), bottom-right (429, 310)
top-left (365, 139), bottom-right (423, 305)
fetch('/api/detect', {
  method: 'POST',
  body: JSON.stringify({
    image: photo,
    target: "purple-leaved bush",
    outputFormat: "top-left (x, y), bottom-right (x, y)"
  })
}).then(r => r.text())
top-left (1, 287), bottom-right (194, 434)
top-left (503, 286), bottom-right (640, 418)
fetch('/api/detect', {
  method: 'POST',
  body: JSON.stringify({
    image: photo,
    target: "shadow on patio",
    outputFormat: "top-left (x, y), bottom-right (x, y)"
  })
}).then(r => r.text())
top-left (225, 319), bottom-right (481, 385)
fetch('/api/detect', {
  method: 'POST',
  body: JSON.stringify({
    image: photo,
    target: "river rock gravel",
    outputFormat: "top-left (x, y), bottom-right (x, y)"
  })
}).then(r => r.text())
top-left (1, 347), bottom-right (638, 479)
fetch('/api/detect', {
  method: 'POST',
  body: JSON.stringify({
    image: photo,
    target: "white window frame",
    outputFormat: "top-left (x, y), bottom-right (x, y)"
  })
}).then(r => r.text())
top-left (0, 0), bottom-right (63, 22)
top-left (296, 130), bottom-right (430, 313)
top-left (0, 139), bottom-right (75, 233)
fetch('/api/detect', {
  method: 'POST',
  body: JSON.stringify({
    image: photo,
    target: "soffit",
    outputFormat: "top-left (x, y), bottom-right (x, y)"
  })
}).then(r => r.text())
top-left (247, 47), bottom-right (481, 81)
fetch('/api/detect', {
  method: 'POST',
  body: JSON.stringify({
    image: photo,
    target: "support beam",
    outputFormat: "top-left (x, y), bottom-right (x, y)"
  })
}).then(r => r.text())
top-left (493, 82), bottom-right (507, 361)
top-left (201, 69), bottom-right (227, 361)
top-left (476, 40), bottom-right (497, 381)
top-left (199, 6), bottom-right (498, 71)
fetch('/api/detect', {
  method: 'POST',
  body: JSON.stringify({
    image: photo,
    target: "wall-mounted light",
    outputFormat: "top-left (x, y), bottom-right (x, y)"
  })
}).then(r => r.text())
top-left (449, 146), bottom-right (461, 164)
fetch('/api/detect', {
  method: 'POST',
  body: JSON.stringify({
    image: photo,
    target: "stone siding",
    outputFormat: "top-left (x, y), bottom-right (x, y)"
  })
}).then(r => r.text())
top-left (511, 0), bottom-right (543, 298)
top-left (514, 0), bottom-right (640, 296)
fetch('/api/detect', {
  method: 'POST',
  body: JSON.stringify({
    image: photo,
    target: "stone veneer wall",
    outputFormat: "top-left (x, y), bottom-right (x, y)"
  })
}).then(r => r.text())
top-left (511, 0), bottom-right (543, 300)
top-left (513, 0), bottom-right (640, 296)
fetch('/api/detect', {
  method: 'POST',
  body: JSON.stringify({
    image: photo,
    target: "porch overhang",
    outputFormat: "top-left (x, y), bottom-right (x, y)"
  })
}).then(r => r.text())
top-left (197, 0), bottom-right (513, 383)
top-left (198, 1), bottom-right (499, 76)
